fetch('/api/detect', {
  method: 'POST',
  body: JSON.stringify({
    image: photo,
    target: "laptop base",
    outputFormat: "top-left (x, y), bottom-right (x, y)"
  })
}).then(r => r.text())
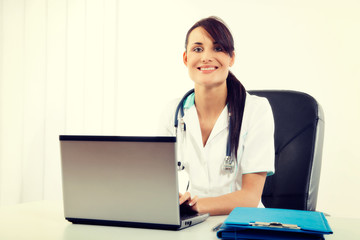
top-left (67, 213), bottom-right (209, 230)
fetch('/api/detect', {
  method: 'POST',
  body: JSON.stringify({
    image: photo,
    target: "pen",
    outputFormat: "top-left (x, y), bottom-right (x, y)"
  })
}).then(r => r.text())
top-left (212, 222), bottom-right (223, 232)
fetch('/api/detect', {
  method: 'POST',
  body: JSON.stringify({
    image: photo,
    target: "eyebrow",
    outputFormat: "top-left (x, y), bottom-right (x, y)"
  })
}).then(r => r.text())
top-left (191, 41), bottom-right (218, 45)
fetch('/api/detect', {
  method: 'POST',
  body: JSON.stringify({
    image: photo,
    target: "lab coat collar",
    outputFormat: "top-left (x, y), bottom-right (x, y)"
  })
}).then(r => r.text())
top-left (183, 105), bottom-right (229, 147)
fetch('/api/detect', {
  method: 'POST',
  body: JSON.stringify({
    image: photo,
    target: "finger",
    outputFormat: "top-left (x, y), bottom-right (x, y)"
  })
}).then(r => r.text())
top-left (179, 192), bottom-right (191, 205)
top-left (188, 195), bottom-right (198, 207)
top-left (179, 192), bottom-right (190, 205)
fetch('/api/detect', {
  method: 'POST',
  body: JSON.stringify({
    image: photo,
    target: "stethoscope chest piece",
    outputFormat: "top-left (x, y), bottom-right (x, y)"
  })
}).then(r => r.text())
top-left (222, 156), bottom-right (235, 173)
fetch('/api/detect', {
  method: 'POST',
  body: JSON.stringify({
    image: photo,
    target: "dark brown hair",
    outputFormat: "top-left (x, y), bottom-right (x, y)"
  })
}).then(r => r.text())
top-left (185, 16), bottom-right (246, 159)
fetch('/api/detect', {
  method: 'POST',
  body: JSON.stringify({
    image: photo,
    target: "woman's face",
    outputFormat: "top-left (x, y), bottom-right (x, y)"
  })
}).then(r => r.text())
top-left (183, 27), bottom-right (235, 89)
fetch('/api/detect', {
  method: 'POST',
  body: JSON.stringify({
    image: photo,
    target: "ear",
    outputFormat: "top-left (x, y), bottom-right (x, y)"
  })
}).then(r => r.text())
top-left (229, 51), bottom-right (235, 67)
top-left (183, 51), bottom-right (188, 67)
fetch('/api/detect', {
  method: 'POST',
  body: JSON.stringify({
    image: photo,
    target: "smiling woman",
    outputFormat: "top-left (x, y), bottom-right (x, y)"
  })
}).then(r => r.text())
top-left (158, 17), bottom-right (275, 216)
top-left (184, 26), bottom-right (235, 89)
top-left (183, 17), bottom-right (245, 154)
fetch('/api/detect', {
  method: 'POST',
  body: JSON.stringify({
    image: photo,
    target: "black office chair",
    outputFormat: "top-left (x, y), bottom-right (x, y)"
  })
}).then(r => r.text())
top-left (248, 90), bottom-right (325, 211)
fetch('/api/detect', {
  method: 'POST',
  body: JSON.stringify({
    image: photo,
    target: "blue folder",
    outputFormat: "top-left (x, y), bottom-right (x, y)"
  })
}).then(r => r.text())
top-left (217, 207), bottom-right (333, 240)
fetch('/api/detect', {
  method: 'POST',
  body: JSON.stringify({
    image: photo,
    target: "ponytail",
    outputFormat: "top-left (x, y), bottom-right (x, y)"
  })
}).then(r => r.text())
top-left (226, 71), bottom-right (246, 159)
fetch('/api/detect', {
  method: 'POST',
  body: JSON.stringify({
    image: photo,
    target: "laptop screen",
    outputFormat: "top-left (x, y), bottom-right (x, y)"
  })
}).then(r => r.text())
top-left (60, 135), bottom-right (180, 227)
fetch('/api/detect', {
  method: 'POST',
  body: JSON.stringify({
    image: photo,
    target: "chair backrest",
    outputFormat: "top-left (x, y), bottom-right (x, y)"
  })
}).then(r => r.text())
top-left (248, 90), bottom-right (325, 211)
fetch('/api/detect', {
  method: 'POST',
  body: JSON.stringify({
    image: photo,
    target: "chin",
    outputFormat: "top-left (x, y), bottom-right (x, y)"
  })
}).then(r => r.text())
top-left (194, 80), bottom-right (226, 89)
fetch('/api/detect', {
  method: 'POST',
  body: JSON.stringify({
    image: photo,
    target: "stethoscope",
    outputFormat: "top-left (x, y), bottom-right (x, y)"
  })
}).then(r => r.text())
top-left (174, 89), bottom-right (235, 173)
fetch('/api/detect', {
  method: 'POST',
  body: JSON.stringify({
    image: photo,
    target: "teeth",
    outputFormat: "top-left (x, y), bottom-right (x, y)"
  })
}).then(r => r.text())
top-left (201, 67), bottom-right (216, 70)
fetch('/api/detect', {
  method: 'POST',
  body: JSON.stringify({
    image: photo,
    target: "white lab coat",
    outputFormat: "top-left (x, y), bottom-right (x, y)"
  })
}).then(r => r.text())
top-left (158, 92), bottom-right (275, 203)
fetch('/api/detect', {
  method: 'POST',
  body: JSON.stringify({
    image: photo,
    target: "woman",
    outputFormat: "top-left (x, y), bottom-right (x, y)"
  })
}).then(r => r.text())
top-left (159, 16), bottom-right (275, 215)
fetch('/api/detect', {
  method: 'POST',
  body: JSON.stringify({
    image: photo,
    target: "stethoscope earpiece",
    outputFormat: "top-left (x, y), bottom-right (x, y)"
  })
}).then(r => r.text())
top-left (177, 161), bottom-right (185, 171)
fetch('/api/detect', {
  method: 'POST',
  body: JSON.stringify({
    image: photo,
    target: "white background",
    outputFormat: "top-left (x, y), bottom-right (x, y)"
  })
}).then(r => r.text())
top-left (0, 0), bottom-right (359, 218)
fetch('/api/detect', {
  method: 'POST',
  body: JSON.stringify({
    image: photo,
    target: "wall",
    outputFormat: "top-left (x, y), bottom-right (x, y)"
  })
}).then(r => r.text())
top-left (0, 0), bottom-right (359, 218)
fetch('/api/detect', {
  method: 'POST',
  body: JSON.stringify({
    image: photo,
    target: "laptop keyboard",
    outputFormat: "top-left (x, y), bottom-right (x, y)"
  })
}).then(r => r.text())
top-left (180, 204), bottom-right (200, 220)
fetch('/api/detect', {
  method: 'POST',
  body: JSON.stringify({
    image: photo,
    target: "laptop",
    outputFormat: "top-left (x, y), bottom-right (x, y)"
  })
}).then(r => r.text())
top-left (59, 135), bottom-right (209, 230)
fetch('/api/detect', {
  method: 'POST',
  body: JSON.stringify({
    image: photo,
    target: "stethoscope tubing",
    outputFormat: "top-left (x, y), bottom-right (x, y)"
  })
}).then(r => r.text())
top-left (174, 89), bottom-right (195, 130)
top-left (174, 89), bottom-right (234, 172)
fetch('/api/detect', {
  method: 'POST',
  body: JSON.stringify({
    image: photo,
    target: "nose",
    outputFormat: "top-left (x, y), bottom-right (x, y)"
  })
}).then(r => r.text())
top-left (201, 49), bottom-right (214, 63)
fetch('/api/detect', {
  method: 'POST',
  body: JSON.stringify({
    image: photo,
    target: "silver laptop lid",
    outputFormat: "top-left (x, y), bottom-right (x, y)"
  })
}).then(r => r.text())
top-left (60, 135), bottom-right (180, 228)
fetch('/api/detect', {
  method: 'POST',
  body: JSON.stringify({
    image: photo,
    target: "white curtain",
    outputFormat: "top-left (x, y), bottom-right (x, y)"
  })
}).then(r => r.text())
top-left (0, 0), bottom-right (121, 205)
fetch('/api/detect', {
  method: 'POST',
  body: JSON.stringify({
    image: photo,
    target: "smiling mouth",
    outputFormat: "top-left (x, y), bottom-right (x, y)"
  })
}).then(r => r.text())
top-left (197, 66), bottom-right (218, 71)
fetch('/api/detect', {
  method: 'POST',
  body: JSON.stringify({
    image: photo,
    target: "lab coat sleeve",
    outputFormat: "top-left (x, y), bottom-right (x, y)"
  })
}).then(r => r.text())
top-left (157, 99), bottom-right (179, 136)
top-left (240, 97), bottom-right (275, 176)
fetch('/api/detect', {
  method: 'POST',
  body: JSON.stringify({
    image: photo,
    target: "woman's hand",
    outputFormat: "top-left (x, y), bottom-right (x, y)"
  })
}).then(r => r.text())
top-left (179, 192), bottom-right (199, 210)
top-left (178, 172), bottom-right (267, 215)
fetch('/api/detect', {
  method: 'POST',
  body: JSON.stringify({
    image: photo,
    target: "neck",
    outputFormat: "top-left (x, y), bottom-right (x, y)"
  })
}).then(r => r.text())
top-left (194, 83), bottom-right (227, 118)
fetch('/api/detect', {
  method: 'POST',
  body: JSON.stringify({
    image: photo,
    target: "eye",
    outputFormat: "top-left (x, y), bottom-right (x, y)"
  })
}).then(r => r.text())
top-left (214, 46), bottom-right (223, 52)
top-left (192, 47), bottom-right (203, 52)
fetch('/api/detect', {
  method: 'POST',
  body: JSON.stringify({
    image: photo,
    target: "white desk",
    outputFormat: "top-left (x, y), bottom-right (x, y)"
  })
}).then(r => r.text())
top-left (0, 201), bottom-right (359, 240)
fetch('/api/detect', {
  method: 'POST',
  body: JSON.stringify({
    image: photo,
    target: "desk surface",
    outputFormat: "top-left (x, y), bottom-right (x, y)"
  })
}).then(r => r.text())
top-left (0, 201), bottom-right (359, 240)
